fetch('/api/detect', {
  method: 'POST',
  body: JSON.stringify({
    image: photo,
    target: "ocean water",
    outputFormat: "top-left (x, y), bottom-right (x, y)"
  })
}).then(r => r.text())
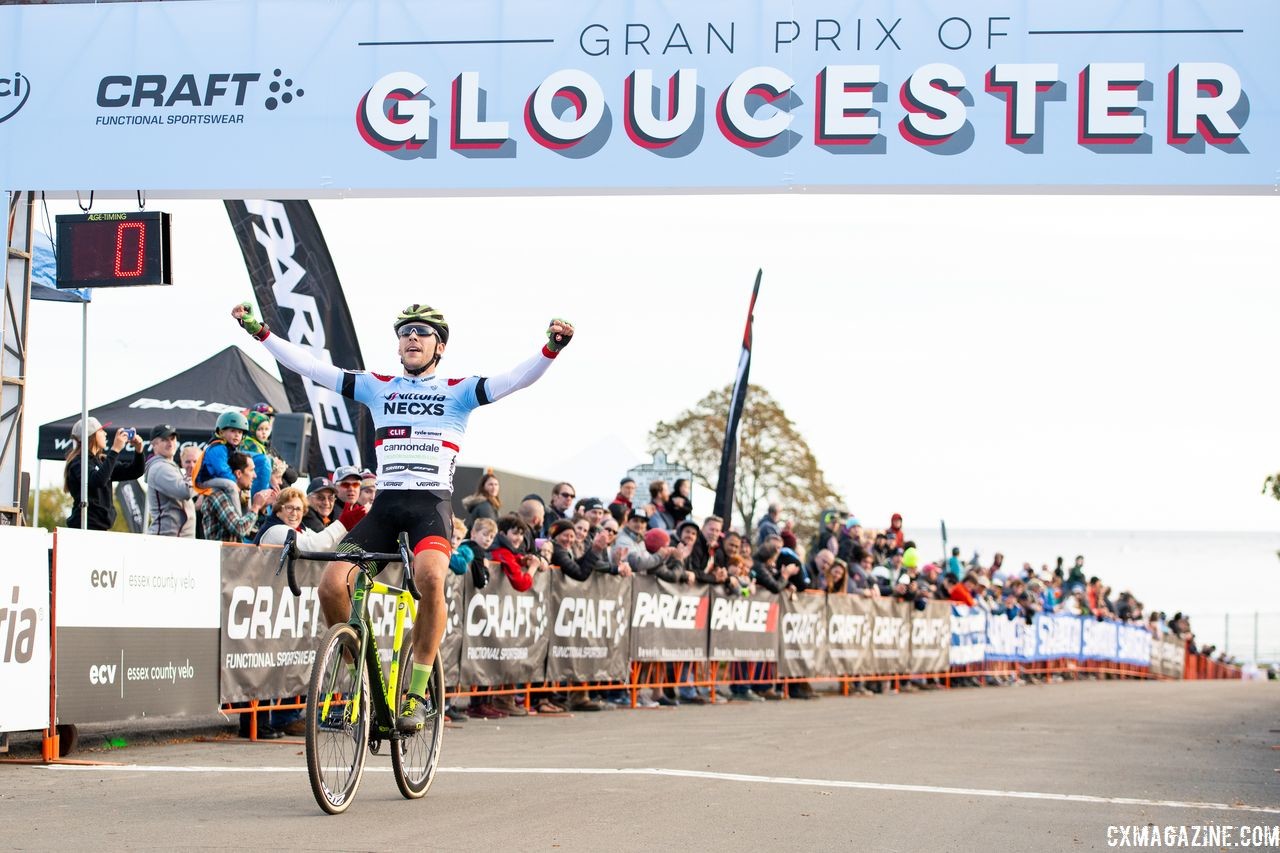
top-left (916, 528), bottom-right (1280, 663)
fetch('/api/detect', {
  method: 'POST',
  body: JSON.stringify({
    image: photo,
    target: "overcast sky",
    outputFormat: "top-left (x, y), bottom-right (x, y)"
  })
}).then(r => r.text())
top-left (22, 192), bottom-right (1279, 532)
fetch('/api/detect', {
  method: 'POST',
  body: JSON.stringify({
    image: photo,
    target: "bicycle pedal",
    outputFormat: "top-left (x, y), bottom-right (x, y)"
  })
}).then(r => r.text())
top-left (368, 739), bottom-right (382, 755)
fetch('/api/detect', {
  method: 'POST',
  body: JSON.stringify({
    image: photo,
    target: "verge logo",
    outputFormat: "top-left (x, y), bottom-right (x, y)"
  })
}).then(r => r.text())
top-left (0, 72), bottom-right (29, 124)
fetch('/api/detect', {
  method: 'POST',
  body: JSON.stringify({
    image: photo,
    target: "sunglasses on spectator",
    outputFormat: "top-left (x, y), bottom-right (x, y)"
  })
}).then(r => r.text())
top-left (397, 324), bottom-right (438, 339)
top-left (602, 526), bottom-right (618, 534)
top-left (557, 491), bottom-right (575, 499)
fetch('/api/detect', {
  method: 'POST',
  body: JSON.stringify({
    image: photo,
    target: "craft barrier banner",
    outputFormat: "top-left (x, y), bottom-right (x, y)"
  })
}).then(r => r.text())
top-left (630, 575), bottom-right (709, 663)
top-left (0, 527), bottom-right (52, 733)
top-left (1117, 623), bottom-right (1153, 667)
top-left (909, 600), bottom-right (951, 674)
top-left (1034, 612), bottom-right (1083, 662)
top-left (460, 570), bottom-right (551, 685)
top-left (1, 1), bottom-right (1276, 195)
top-left (440, 572), bottom-right (464, 686)
top-left (985, 612), bottom-right (1037, 663)
top-left (949, 605), bottom-right (987, 666)
top-left (1154, 636), bottom-right (1187, 679)
top-left (1080, 617), bottom-right (1119, 662)
top-left (826, 594), bottom-right (874, 676)
top-left (871, 598), bottom-right (911, 674)
top-left (55, 529), bottom-right (220, 724)
top-left (778, 592), bottom-right (829, 678)
top-left (547, 572), bottom-right (632, 683)
top-left (219, 547), bottom-right (326, 704)
top-left (708, 587), bottom-right (779, 662)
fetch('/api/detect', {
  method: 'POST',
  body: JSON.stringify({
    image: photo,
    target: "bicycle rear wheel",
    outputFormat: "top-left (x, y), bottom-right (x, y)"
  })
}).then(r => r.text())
top-left (305, 623), bottom-right (370, 815)
top-left (391, 641), bottom-right (445, 800)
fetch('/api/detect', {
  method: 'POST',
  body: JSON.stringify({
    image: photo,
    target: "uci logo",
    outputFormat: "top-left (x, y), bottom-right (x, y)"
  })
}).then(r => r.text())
top-left (357, 71), bottom-right (431, 152)
top-left (0, 73), bottom-right (30, 123)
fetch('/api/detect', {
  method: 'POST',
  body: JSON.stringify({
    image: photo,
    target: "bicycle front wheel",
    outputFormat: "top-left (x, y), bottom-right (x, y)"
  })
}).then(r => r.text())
top-left (391, 641), bottom-right (445, 800)
top-left (305, 623), bottom-right (371, 815)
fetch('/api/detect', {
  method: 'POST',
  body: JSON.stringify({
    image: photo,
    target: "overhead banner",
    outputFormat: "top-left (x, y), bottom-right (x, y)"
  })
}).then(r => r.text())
top-left (547, 572), bottom-right (632, 683)
top-left (707, 587), bottom-right (779, 662)
top-left (225, 200), bottom-right (372, 475)
top-left (0, 528), bottom-right (52, 733)
top-left (54, 529), bottom-right (220, 724)
top-left (0, 1), bottom-right (1275, 195)
top-left (909, 600), bottom-right (950, 674)
top-left (826, 594), bottom-right (874, 676)
top-left (630, 576), bottom-right (708, 663)
top-left (778, 592), bottom-right (828, 678)
top-left (460, 570), bottom-right (551, 685)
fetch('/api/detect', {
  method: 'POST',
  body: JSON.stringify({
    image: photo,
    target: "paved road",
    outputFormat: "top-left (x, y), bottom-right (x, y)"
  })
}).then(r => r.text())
top-left (3, 680), bottom-right (1277, 851)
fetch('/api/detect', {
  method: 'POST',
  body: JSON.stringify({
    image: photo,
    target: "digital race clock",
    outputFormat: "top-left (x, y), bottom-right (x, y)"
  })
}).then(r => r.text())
top-left (55, 211), bottom-right (173, 289)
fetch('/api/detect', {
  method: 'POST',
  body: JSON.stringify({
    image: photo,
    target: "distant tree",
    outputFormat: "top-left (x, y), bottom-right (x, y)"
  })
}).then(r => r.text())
top-left (649, 384), bottom-right (843, 546)
top-left (27, 488), bottom-right (71, 532)
top-left (1264, 473), bottom-right (1280, 503)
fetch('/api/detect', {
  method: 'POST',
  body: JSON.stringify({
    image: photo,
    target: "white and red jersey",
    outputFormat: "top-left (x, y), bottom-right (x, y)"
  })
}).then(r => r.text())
top-left (259, 332), bottom-right (558, 492)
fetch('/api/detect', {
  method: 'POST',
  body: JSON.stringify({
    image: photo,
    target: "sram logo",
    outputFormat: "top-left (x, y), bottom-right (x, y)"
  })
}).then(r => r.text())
top-left (709, 597), bottom-right (776, 634)
top-left (632, 591), bottom-right (706, 630)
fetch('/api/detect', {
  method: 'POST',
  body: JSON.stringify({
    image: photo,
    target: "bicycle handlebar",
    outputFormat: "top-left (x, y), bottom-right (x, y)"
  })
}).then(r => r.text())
top-left (274, 530), bottom-right (420, 601)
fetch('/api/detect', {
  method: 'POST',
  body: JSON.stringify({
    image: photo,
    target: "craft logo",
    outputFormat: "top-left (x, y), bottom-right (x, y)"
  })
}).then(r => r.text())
top-left (0, 72), bottom-right (30, 124)
top-left (225, 585), bottom-right (325, 641)
top-left (93, 69), bottom-right (304, 127)
top-left (554, 596), bottom-right (618, 640)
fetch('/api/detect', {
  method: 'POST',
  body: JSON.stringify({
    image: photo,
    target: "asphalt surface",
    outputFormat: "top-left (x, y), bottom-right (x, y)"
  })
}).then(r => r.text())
top-left (2, 680), bottom-right (1277, 851)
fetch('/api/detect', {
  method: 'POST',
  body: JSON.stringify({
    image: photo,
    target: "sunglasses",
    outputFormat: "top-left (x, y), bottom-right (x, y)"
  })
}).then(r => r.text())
top-left (557, 491), bottom-right (575, 499)
top-left (397, 324), bottom-right (438, 339)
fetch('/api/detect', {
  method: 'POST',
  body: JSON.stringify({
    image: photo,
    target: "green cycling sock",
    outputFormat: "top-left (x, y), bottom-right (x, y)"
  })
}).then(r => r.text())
top-left (408, 662), bottom-right (433, 698)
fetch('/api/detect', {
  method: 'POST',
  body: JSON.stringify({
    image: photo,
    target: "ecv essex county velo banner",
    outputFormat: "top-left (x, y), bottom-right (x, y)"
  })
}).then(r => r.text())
top-left (0, 0), bottom-right (1276, 195)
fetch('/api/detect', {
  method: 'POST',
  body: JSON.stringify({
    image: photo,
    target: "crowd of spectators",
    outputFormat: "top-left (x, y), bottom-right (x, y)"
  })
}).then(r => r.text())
top-left (63, 420), bottom-right (1242, 723)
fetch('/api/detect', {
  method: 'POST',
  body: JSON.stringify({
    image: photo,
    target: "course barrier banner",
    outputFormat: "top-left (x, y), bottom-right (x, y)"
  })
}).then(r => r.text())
top-left (440, 572), bottom-right (464, 686)
top-left (985, 612), bottom-right (1036, 662)
top-left (1034, 612), bottom-right (1083, 661)
top-left (909, 600), bottom-right (951, 673)
top-left (871, 599), bottom-right (911, 674)
top-left (708, 587), bottom-right (779, 662)
top-left (1081, 617), bottom-right (1119, 662)
top-left (218, 547), bottom-right (325, 704)
top-left (0, 527), bottom-right (52, 733)
top-left (1153, 636), bottom-right (1186, 679)
top-left (1, 1), bottom-right (1275, 196)
top-left (547, 572), bottom-right (632, 683)
top-left (460, 570), bottom-right (551, 685)
top-left (949, 605), bottom-right (986, 666)
top-left (826, 594), bottom-right (874, 676)
top-left (779, 592), bottom-right (828, 678)
top-left (630, 576), bottom-right (708, 663)
top-left (1117, 623), bottom-right (1153, 667)
top-left (54, 529), bottom-right (219, 724)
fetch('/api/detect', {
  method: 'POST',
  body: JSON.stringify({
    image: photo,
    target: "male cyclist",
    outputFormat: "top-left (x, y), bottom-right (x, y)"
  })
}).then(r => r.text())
top-left (231, 301), bottom-right (573, 732)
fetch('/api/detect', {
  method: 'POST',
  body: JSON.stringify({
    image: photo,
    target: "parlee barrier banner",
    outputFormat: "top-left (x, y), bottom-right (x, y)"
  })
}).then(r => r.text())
top-left (779, 592), bottom-right (828, 678)
top-left (949, 605), bottom-right (987, 666)
top-left (630, 575), bottom-right (709, 663)
top-left (826, 594), bottom-right (874, 676)
top-left (547, 572), bottom-right (632, 683)
top-left (460, 570), bottom-right (551, 685)
top-left (54, 529), bottom-right (220, 724)
top-left (871, 599), bottom-right (911, 674)
top-left (0, 527), bottom-right (52, 733)
top-left (708, 587), bottom-right (779, 662)
top-left (0, 1), bottom-right (1275, 196)
top-left (909, 600), bottom-right (951, 674)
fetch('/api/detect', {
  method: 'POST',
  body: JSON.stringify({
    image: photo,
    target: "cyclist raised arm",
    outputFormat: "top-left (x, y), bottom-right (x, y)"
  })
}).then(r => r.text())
top-left (231, 300), bottom-right (573, 732)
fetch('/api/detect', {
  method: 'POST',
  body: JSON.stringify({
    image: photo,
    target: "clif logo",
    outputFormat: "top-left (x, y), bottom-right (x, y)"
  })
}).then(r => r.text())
top-left (0, 72), bottom-right (30, 124)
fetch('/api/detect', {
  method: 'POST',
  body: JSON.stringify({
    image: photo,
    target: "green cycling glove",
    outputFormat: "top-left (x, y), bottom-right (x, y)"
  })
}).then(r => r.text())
top-left (238, 302), bottom-right (268, 338)
top-left (546, 318), bottom-right (573, 353)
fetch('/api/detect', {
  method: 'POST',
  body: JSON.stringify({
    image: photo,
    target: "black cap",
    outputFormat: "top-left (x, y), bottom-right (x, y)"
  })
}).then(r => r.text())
top-left (150, 424), bottom-right (178, 440)
top-left (629, 508), bottom-right (649, 521)
top-left (307, 477), bottom-right (337, 496)
top-left (581, 497), bottom-right (605, 511)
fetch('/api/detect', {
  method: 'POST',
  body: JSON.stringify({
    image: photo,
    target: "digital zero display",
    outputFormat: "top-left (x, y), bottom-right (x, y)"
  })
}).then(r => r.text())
top-left (55, 211), bottom-right (173, 289)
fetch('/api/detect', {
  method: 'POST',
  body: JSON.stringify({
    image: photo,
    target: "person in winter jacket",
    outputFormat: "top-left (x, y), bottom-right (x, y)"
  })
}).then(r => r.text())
top-left (64, 416), bottom-right (145, 530)
top-left (462, 472), bottom-right (502, 533)
top-left (144, 424), bottom-right (196, 537)
top-left (195, 410), bottom-right (252, 504)
top-left (488, 514), bottom-right (536, 591)
top-left (255, 487), bottom-right (368, 550)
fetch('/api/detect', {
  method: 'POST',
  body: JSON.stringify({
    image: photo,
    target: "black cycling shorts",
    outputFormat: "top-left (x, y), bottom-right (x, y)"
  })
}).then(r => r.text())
top-left (336, 489), bottom-right (453, 560)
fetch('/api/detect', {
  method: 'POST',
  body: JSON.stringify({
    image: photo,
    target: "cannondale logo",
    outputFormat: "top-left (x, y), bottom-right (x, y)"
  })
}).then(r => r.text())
top-left (264, 68), bottom-right (304, 111)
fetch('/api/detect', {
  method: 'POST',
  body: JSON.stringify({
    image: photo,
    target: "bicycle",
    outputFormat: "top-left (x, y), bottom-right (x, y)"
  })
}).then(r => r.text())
top-left (277, 529), bottom-right (445, 815)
